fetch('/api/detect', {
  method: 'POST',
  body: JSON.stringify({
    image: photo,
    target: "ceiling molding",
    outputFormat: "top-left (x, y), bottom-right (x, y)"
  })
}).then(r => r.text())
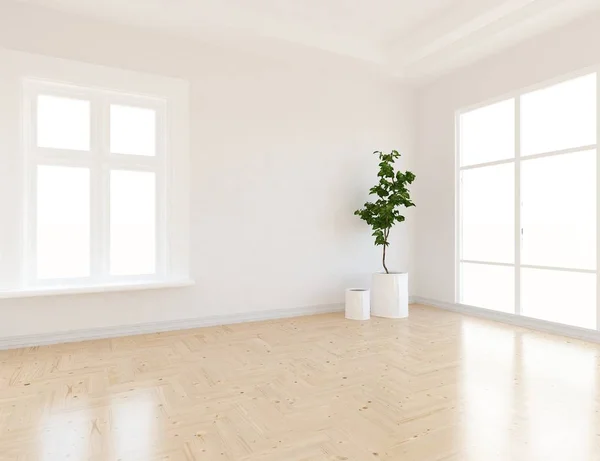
top-left (386, 0), bottom-right (600, 79)
top-left (9, 0), bottom-right (600, 82)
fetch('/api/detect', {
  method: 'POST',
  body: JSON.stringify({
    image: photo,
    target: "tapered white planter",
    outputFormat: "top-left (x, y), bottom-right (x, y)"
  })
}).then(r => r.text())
top-left (345, 289), bottom-right (370, 320)
top-left (371, 272), bottom-right (409, 319)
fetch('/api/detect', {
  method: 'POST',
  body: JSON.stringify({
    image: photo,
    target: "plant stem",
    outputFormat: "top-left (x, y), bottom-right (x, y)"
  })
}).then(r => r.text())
top-left (382, 228), bottom-right (389, 274)
top-left (382, 167), bottom-right (396, 275)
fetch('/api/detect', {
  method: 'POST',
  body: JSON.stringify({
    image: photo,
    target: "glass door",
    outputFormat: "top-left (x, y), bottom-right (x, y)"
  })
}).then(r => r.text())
top-left (458, 72), bottom-right (598, 330)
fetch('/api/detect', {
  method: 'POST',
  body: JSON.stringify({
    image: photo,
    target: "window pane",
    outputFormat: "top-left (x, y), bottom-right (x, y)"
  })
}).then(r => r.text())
top-left (37, 95), bottom-right (90, 151)
top-left (110, 105), bottom-right (156, 156)
top-left (521, 150), bottom-right (596, 270)
top-left (521, 73), bottom-right (596, 156)
top-left (110, 170), bottom-right (156, 275)
top-left (461, 163), bottom-right (514, 263)
top-left (522, 268), bottom-right (595, 329)
top-left (461, 263), bottom-right (514, 313)
top-left (37, 166), bottom-right (90, 279)
top-left (460, 99), bottom-right (514, 167)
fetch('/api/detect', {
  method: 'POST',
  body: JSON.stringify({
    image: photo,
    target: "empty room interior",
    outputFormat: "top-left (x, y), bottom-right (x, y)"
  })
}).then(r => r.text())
top-left (2, 0), bottom-right (600, 459)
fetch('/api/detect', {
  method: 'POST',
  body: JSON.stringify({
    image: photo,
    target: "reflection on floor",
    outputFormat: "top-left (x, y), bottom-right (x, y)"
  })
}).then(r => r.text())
top-left (1, 304), bottom-right (599, 460)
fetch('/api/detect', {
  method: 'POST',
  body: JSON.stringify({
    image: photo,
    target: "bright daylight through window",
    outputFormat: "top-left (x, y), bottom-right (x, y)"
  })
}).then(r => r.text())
top-left (0, 79), bottom-right (179, 290)
top-left (457, 72), bottom-right (598, 329)
top-left (0, 52), bottom-right (190, 297)
top-left (25, 81), bottom-right (166, 288)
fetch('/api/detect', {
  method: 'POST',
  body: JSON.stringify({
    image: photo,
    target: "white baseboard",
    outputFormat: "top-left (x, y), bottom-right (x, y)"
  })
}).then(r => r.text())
top-left (412, 296), bottom-right (600, 344)
top-left (0, 303), bottom-right (344, 351)
top-left (11, 296), bottom-right (598, 350)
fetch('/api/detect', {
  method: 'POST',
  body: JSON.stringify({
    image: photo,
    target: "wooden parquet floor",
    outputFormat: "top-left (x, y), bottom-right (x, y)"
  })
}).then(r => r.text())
top-left (2, 304), bottom-right (600, 460)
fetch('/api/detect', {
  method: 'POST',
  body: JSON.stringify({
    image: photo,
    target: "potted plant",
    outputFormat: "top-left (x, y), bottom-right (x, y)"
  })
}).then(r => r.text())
top-left (354, 150), bottom-right (415, 318)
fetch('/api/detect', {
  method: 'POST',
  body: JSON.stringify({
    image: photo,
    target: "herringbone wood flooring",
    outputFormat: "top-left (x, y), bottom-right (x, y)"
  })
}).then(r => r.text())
top-left (1, 304), bottom-right (600, 460)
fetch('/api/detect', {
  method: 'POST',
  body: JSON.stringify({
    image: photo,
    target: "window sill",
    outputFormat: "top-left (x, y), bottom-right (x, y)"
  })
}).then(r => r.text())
top-left (0, 279), bottom-right (195, 300)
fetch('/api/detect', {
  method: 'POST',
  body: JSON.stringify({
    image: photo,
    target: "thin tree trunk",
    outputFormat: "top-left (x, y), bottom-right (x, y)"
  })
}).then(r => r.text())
top-left (382, 228), bottom-right (389, 274)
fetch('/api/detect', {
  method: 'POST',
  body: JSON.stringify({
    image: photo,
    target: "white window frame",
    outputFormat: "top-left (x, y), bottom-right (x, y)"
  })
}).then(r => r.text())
top-left (23, 79), bottom-right (168, 288)
top-left (455, 66), bottom-right (600, 330)
top-left (0, 48), bottom-right (191, 298)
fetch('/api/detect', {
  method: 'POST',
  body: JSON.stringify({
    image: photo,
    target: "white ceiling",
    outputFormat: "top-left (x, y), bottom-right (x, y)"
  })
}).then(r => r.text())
top-left (14, 0), bottom-right (600, 80)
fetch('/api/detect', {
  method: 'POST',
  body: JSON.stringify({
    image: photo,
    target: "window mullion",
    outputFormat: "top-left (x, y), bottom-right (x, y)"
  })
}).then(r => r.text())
top-left (103, 155), bottom-right (158, 171)
top-left (155, 105), bottom-right (167, 279)
top-left (90, 95), bottom-right (106, 282)
top-left (515, 96), bottom-right (522, 316)
top-left (24, 88), bottom-right (38, 288)
top-left (596, 72), bottom-right (600, 331)
top-left (24, 156), bottom-right (37, 288)
top-left (455, 112), bottom-right (462, 303)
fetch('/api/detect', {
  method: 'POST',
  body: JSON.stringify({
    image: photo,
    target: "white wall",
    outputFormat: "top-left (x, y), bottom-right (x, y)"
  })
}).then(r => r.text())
top-left (415, 12), bottom-right (600, 303)
top-left (0, 3), bottom-right (416, 339)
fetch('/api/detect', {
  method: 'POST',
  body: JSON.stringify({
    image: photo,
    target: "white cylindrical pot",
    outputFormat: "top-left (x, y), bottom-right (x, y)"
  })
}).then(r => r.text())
top-left (371, 272), bottom-right (409, 319)
top-left (345, 289), bottom-right (370, 320)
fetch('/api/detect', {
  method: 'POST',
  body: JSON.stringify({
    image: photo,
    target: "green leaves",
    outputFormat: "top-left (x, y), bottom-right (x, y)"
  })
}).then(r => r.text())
top-left (372, 229), bottom-right (388, 246)
top-left (354, 150), bottom-right (416, 272)
top-left (377, 162), bottom-right (395, 179)
top-left (404, 171), bottom-right (416, 184)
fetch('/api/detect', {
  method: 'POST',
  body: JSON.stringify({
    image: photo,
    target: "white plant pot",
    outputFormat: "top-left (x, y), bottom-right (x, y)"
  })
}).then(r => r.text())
top-left (371, 272), bottom-right (409, 319)
top-left (345, 289), bottom-right (370, 320)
